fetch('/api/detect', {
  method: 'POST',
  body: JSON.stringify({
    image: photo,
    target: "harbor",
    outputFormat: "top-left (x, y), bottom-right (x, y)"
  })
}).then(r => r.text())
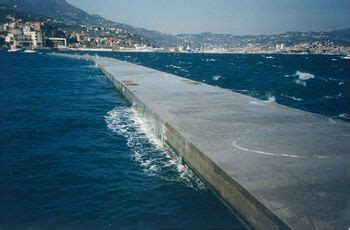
top-left (52, 53), bottom-right (349, 229)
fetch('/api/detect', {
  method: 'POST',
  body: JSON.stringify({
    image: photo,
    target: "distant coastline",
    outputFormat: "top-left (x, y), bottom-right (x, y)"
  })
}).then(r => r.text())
top-left (2, 47), bottom-right (349, 56)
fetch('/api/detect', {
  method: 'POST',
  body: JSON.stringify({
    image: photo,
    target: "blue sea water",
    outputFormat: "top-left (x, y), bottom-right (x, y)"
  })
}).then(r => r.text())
top-left (88, 52), bottom-right (350, 121)
top-left (1, 51), bottom-right (349, 229)
top-left (1, 51), bottom-right (244, 229)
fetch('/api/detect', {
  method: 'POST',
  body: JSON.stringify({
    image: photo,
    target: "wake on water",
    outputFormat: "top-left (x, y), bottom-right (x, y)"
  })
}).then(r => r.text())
top-left (105, 106), bottom-right (206, 190)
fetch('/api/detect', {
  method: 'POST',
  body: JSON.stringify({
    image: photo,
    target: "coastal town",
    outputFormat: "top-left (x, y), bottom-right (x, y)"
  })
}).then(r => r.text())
top-left (0, 15), bottom-right (155, 52)
top-left (1, 15), bottom-right (349, 55)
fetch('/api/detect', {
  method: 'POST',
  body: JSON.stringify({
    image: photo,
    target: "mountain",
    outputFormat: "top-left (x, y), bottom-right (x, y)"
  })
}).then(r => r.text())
top-left (2, 0), bottom-right (115, 26)
top-left (174, 30), bottom-right (350, 48)
top-left (1, 0), bottom-right (177, 46)
top-left (2, 0), bottom-right (349, 48)
top-left (0, 3), bottom-right (45, 22)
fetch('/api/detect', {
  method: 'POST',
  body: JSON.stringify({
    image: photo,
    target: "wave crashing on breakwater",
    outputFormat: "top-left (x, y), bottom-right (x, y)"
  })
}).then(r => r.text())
top-left (105, 106), bottom-right (206, 190)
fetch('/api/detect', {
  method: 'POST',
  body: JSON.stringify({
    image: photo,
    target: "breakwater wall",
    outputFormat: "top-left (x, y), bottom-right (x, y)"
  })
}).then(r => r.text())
top-left (51, 53), bottom-right (349, 229)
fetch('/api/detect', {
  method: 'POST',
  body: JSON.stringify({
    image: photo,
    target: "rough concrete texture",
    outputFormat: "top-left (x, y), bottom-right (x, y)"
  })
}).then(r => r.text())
top-left (52, 53), bottom-right (350, 229)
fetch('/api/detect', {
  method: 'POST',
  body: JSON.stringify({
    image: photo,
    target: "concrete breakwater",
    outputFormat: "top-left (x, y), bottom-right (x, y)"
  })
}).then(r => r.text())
top-left (51, 53), bottom-right (349, 229)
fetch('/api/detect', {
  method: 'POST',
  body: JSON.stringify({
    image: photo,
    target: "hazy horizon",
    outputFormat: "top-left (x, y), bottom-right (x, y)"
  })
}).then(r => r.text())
top-left (67, 0), bottom-right (350, 35)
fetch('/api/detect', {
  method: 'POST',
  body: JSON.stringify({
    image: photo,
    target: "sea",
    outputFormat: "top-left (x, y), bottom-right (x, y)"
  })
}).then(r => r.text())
top-left (1, 51), bottom-right (349, 229)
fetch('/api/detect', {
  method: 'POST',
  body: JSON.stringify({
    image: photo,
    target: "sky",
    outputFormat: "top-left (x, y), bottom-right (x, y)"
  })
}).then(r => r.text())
top-left (67, 0), bottom-right (350, 35)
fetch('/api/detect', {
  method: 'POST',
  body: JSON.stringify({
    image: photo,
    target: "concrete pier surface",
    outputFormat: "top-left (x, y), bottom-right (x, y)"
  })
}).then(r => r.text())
top-left (52, 53), bottom-right (349, 229)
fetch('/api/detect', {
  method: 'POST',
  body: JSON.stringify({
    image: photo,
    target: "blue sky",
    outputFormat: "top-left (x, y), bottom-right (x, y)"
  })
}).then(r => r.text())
top-left (67, 0), bottom-right (350, 35)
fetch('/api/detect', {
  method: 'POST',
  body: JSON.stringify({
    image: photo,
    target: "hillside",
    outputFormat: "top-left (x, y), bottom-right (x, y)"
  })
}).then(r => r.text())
top-left (1, 0), bottom-right (178, 46)
top-left (2, 0), bottom-right (349, 48)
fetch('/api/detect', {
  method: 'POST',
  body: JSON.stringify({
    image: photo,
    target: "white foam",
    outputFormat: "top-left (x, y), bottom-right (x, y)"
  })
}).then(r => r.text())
top-left (281, 94), bottom-right (303, 101)
top-left (205, 58), bottom-right (216, 62)
top-left (264, 93), bottom-right (276, 103)
top-left (294, 71), bottom-right (315, 81)
top-left (328, 77), bottom-right (339, 82)
top-left (325, 93), bottom-right (343, 99)
top-left (212, 75), bottom-right (221, 81)
top-left (292, 71), bottom-right (315, 87)
top-left (105, 106), bottom-right (206, 190)
top-left (166, 64), bottom-right (180, 70)
top-left (166, 64), bottom-right (189, 73)
top-left (295, 79), bottom-right (307, 86)
top-left (234, 89), bottom-right (250, 93)
top-left (248, 93), bottom-right (276, 105)
top-left (339, 113), bottom-right (350, 120)
top-left (266, 96), bottom-right (276, 103)
top-left (265, 56), bottom-right (274, 59)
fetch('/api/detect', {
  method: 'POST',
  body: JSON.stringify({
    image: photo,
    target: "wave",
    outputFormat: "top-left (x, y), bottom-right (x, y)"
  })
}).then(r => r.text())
top-left (324, 93), bottom-right (343, 99)
top-left (264, 94), bottom-right (276, 103)
top-left (328, 77), bottom-right (341, 82)
top-left (105, 106), bottom-right (206, 190)
top-left (233, 89), bottom-right (250, 93)
top-left (205, 58), bottom-right (217, 62)
top-left (166, 64), bottom-right (189, 73)
top-left (265, 56), bottom-right (274, 59)
top-left (250, 93), bottom-right (276, 105)
top-left (292, 71), bottom-right (315, 86)
top-left (338, 113), bottom-right (350, 120)
top-left (167, 64), bottom-right (182, 69)
top-left (281, 94), bottom-right (303, 101)
top-left (212, 75), bottom-right (221, 81)
top-left (294, 71), bottom-right (315, 80)
top-left (295, 79), bottom-right (307, 86)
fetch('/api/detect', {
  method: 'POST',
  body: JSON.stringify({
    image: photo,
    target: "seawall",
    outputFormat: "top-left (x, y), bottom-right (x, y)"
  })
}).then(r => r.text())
top-left (51, 53), bottom-right (350, 229)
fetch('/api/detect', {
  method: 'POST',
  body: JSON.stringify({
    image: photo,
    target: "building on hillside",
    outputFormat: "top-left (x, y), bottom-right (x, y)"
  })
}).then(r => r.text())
top-left (4, 21), bottom-right (43, 49)
top-left (33, 22), bottom-right (41, 31)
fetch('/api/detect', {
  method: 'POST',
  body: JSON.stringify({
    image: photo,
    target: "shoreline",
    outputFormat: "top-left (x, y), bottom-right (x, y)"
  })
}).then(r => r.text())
top-left (1, 48), bottom-right (349, 56)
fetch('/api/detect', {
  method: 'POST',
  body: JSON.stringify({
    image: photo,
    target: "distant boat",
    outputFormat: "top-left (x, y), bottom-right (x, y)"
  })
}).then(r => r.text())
top-left (23, 49), bottom-right (37, 53)
top-left (341, 55), bottom-right (350, 60)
